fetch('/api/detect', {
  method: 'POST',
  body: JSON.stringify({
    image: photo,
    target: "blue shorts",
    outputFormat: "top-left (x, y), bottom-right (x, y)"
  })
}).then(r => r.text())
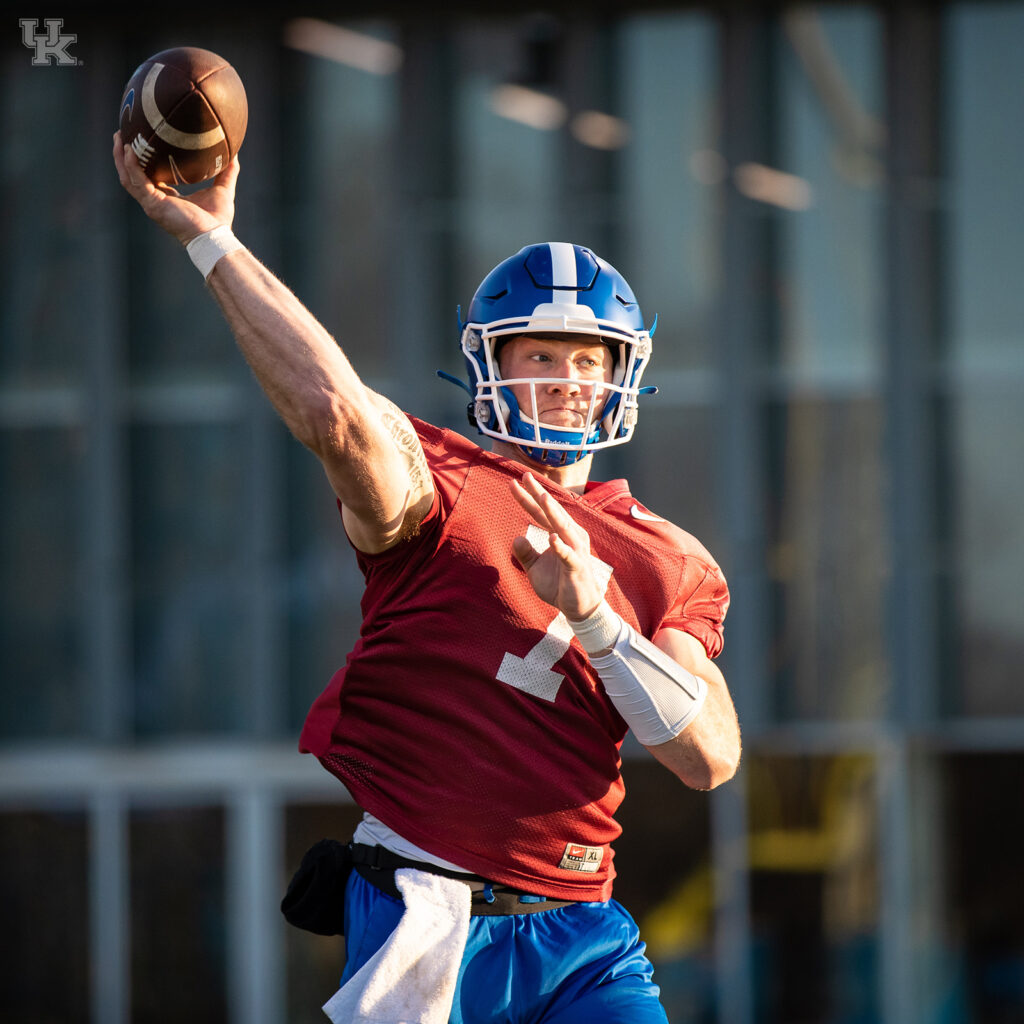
top-left (340, 869), bottom-right (669, 1024)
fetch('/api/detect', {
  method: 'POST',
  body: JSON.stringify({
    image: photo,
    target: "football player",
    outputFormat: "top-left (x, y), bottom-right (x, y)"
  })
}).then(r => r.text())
top-left (114, 134), bottom-right (741, 1024)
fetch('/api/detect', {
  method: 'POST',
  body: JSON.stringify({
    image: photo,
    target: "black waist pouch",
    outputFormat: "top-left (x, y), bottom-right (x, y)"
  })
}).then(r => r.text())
top-left (280, 838), bottom-right (353, 936)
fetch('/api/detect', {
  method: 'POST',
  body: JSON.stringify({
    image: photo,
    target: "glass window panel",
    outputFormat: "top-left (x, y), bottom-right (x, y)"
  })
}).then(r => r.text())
top-left (130, 806), bottom-right (226, 1022)
top-left (125, 230), bottom-right (241, 385)
top-left (948, 392), bottom-right (1024, 715)
top-left (130, 423), bottom-right (249, 735)
top-left (1, 427), bottom-right (86, 738)
top-left (948, 4), bottom-right (1024, 369)
top-left (766, 8), bottom-right (888, 722)
top-left (282, 20), bottom-right (400, 386)
top-left (946, 4), bottom-right (1024, 717)
top-left (775, 6), bottom-right (884, 384)
top-left (283, 802), bottom-right (364, 1022)
top-left (619, 13), bottom-right (718, 373)
top-left (454, 19), bottom-right (562, 301)
top-left (1, 68), bottom-right (90, 387)
top-left (767, 396), bottom-right (889, 720)
top-left (941, 753), bottom-right (1024, 1020)
top-left (0, 810), bottom-right (89, 1023)
top-left (747, 754), bottom-right (880, 1023)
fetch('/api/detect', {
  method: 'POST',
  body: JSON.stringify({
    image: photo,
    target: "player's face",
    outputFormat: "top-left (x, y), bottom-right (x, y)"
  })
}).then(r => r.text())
top-left (497, 334), bottom-right (614, 429)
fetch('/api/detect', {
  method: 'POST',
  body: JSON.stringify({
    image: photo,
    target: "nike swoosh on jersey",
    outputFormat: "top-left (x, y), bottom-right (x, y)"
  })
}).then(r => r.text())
top-left (629, 504), bottom-right (665, 522)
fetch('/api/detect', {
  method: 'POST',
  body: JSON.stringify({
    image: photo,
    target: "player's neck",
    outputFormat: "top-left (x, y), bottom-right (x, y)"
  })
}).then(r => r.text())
top-left (490, 439), bottom-right (593, 494)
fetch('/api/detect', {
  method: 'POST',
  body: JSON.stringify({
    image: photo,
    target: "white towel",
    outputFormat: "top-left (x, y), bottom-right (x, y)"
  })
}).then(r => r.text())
top-left (322, 868), bottom-right (473, 1024)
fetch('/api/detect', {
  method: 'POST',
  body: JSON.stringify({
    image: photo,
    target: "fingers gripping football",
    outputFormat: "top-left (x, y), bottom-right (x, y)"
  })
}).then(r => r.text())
top-left (510, 472), bottom-right (606, 621)
top-left (112, 130), bottom-right (238, 245)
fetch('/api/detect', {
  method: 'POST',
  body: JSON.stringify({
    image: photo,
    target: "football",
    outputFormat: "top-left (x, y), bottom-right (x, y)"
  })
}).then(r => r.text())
top-left (118, 46), bottom-right (247, 187)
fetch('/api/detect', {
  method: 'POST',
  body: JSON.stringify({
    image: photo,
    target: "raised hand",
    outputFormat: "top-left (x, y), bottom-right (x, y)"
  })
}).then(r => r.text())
top-left (112, 130), bottom-right (238, 245)
top-left (509, 472), bottom-right (606, 622)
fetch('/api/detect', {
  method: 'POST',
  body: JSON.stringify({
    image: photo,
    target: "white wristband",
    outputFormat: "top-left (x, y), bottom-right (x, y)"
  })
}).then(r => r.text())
top-left (185, 225), bottom-right (244, 280)
top-left (569, 600), bottom-right (707, 746)
top-left (567, 600), bottom-right (624, 655)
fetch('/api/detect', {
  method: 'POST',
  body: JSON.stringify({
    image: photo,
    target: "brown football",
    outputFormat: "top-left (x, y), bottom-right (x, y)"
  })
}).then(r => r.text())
top-left (118, 46), bottom-right (247, 186)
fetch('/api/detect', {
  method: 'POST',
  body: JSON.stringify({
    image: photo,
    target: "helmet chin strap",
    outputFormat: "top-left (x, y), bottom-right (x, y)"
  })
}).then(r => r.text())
top-left (514, 444), bottom-right (586, 469)
top-left (508, 432), bottom-right (590, 468)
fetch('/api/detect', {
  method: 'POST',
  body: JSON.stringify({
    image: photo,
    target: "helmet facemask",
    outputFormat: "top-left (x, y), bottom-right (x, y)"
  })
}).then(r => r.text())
top-left (463, 321), bottom-right (652, 467)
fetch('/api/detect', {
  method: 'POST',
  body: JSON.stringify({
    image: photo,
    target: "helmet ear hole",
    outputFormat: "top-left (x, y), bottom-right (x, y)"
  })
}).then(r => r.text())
top-left (609, 342), bottom-right (627, 387)
top-left (601, 396), bottom-right (621, 438)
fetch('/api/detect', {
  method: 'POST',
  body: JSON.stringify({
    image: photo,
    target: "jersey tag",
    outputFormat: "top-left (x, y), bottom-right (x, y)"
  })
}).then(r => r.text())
top-left (558, 841), bottom-right (604, 873)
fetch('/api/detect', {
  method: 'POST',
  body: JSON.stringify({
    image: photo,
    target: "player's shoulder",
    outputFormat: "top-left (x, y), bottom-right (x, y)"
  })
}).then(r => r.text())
top-left (407, 415), bottom-right (480, 459)
top-left (404, 415), bottom-right (486, 511)
top-left (406, 414), bottom-right (445, 448)
top-left (592, 482), bottom-right (724, 574)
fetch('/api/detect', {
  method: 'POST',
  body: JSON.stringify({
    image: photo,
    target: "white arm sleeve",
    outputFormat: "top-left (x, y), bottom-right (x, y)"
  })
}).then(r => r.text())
top-left (569, 601), bottom-right (707, 746)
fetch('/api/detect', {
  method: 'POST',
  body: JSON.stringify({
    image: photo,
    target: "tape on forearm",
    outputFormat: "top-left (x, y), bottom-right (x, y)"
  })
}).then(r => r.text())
top-left (568, 600), bottom-right (707, 746)
top-left (186, 225), bottom-right (244, 280)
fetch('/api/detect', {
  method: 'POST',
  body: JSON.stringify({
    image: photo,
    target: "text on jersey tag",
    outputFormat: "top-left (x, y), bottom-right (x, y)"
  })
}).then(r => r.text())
top-left (559, 841), bottom-right (604, 873)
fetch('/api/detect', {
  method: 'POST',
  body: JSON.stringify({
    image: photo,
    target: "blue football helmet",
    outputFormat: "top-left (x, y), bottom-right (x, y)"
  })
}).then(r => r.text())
top-left (439, 242), bottom-right (656, 467)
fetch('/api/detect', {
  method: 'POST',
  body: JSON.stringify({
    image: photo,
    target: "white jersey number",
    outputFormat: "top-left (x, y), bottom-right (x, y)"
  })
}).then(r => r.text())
top-left (496, 525), bottom-right (613, 703)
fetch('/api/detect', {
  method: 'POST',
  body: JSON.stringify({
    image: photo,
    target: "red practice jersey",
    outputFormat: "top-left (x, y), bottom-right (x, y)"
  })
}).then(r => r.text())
top-left (300, 418), bottom-right (729, 900)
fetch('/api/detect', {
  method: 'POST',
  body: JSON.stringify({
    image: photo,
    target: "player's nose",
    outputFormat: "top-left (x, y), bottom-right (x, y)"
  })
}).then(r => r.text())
top-left (547, 377), bottom-right (581, 395)
top-left (546, 357), bottom-right (582, 391)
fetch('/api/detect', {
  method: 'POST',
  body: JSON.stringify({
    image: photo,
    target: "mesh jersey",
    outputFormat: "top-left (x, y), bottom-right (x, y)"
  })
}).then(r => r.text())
top-left (299, 418), bottom-right (729, 901)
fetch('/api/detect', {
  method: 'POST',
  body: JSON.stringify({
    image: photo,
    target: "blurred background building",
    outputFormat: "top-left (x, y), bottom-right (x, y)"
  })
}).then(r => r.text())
top-left (2, 2), bottom-right (1022, 1022)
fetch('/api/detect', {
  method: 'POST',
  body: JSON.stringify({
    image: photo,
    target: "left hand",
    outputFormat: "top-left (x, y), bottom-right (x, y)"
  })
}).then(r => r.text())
top-left (509, 472), bottom-right (606, 621)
